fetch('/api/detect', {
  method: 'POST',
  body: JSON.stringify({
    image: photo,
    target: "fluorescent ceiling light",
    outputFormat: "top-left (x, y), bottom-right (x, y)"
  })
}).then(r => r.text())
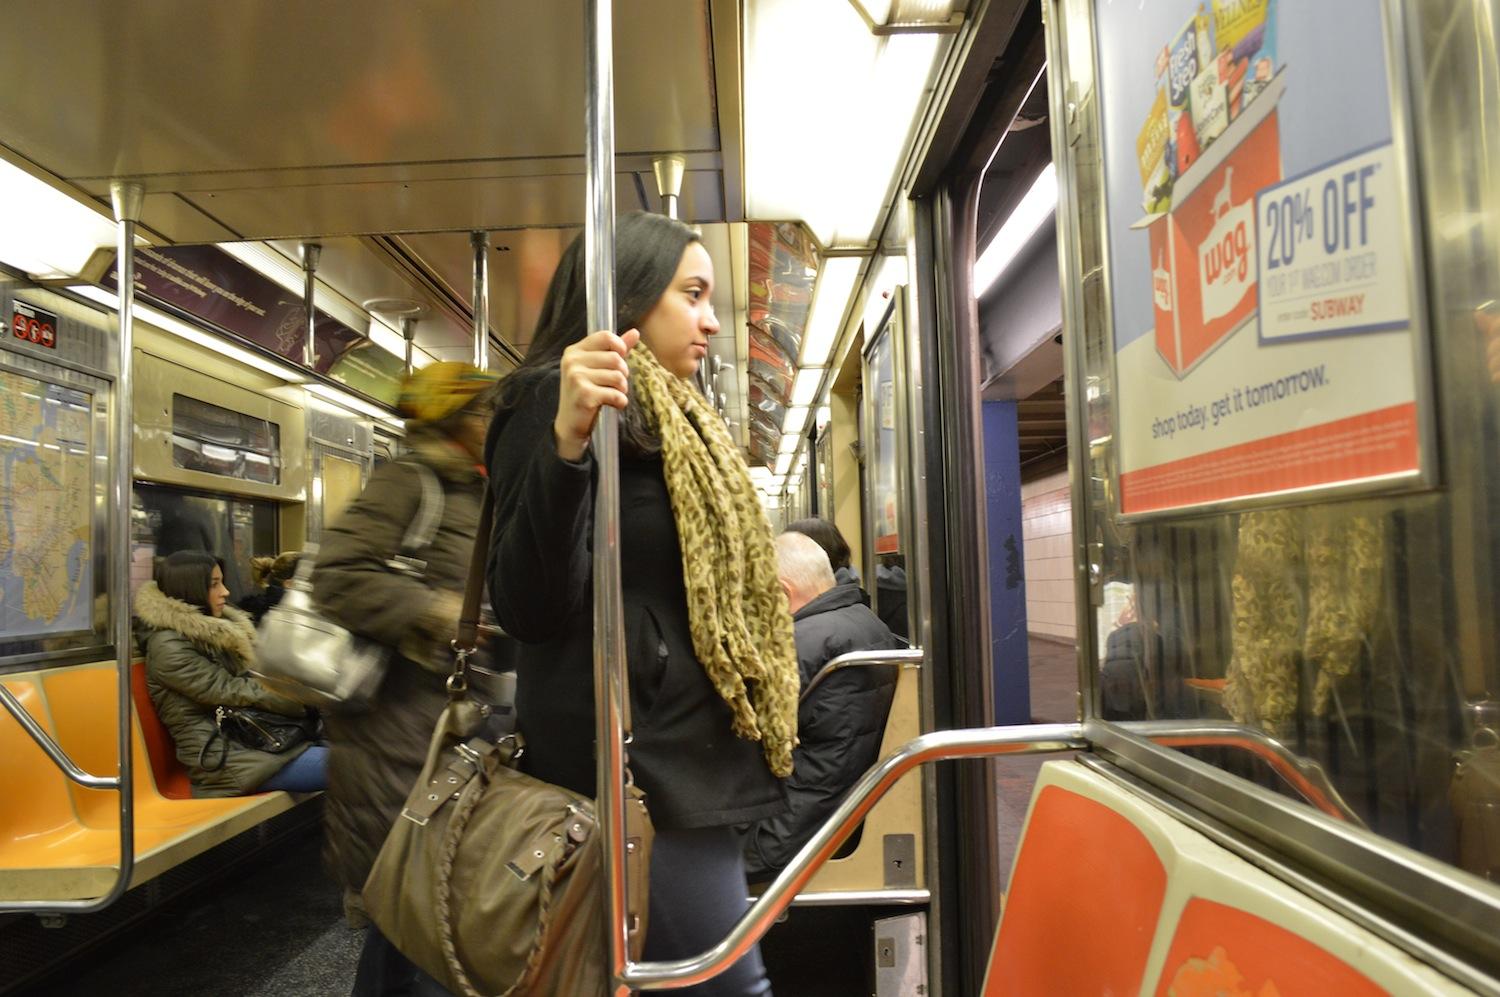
top-left (775, 453), bottom-right (793, 476)
top-left (790, 367), bottom-right (824, 408)
top-left (0, 159), bottom-right (137, 280)
top-left (223, 241), bottom-right (436, 366)
top-left (816, 405), bottom-right (832, 430)
top-left (799, 257), bottom-right (862, 368)
top-left (366, 316), bottom-right (409, 358)
top-left (219, 242), bottom-right (306, 296)
top-left (73, 285), bottom-right (307, 383)
top-left (973, 163), bottom-right (1057, 299)
top-left (782, 405), bottom-right (811, 437)
top-left (367, 312), bottom-right (437, 367)
top-left (306, 383), bottom-right (403, 426)
top-left (778, 435), bottom-right (799, 455)
top-left (745, 2), bottom-right (945, 246)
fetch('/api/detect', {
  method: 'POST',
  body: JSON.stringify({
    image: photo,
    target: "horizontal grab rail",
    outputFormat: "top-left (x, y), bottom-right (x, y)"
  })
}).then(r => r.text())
top-left (623, 722), bottom-right (1088, 990)
top-left (800, 648), bottom-right (924, 702)
top-left (0, 682), bottom-right (120, 790)
top-left (1121, 719), bottom-right (1364, 826)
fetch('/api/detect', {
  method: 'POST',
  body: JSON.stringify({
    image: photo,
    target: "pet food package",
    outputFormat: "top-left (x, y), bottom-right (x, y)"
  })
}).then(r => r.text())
top-left (1213, 0), bottom-right (1278, 117)
top-left (1137, 87), bottom-right (1174, 214)
top-left (1190, 55), bottom-right (1230, 151)
top-left (1162, 10), bottom-right (1214, 176)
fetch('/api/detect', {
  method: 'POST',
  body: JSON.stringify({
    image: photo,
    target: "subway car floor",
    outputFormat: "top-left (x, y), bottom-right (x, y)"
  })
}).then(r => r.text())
top-left (21, 829), bottom-right (359, 997)
top-left (20, 637), bottom-right (1078, 996)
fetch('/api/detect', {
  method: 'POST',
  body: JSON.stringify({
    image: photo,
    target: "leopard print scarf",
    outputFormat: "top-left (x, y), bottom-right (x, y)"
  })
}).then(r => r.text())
top-left (627, 344), bottom-right (799, 778)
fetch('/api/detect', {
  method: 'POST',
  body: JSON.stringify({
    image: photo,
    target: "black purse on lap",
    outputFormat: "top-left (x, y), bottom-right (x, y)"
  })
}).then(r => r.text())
top-left (198, 705), bottom-right (320, 771)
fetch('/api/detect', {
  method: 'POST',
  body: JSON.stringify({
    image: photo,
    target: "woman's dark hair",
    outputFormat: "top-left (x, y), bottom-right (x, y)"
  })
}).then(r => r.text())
top-left (501, 211), bottom-right (701, 455)
top-left (156, 550), bottom-right (225, 613)
top-left (785, 518), bottom-right (852, 574)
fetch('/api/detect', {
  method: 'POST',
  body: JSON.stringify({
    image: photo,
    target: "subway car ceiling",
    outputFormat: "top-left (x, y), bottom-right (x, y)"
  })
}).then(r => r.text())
top-left (0, 0), bottom-right (981, 492)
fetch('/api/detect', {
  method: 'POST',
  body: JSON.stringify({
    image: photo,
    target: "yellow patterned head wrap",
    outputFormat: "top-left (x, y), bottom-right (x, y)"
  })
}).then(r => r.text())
top-left (398, 362), bottom-right (500, 424)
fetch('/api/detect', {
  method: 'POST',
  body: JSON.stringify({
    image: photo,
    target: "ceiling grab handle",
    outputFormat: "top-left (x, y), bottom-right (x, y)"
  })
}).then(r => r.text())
top-left (583, 1), bottom-right (632, 995)
top-left (0, 181), bottom-right (146, 915)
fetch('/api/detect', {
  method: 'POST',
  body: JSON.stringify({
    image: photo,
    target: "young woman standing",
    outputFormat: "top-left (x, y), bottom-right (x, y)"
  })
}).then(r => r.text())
top-left (485, 211), bottom-right (799, 997)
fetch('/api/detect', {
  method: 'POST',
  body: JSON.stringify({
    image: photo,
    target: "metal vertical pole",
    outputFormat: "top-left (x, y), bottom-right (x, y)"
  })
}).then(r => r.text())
top-left (585, 0), bottom-right (629, 993)
top-left (652, 154), bottom-right (685, 221)
top-left (301, 243), bottom-right (321, 370)
top-left (402, 317), bottom-right (417, 375)
top-left (108, 181), bottom-right (142, 883)
top-left (470, 231), bottom-right (490, 370)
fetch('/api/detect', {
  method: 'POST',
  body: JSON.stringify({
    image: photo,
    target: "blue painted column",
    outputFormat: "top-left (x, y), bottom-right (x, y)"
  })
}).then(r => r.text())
top-left (983, 400), bottom-right (1030, 724)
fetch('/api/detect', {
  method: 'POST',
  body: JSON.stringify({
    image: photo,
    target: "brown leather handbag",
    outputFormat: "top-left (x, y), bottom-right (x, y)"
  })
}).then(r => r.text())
top-left (362, 493), bottom-right (653, 996)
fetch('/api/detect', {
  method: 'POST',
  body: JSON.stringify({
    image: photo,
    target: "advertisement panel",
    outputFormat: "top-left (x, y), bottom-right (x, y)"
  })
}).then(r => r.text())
top-left (1094, 0), bottom-right (1431, 517)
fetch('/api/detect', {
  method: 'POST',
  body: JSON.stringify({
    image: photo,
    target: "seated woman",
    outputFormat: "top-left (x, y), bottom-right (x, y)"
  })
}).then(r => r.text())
top-left (134, 550), bottom-right (327, 795)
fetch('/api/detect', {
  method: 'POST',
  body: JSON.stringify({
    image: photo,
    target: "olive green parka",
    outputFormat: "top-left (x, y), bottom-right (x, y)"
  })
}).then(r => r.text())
top-left (311, 427), bottom-right (485, 893)
top-left (134, 582), bottom-right (311, 797)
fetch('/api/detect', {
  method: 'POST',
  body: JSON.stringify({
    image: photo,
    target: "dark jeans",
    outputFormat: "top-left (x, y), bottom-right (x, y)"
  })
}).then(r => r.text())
top-left (259, 744), bottom-right (330, 792)
top-left (646, 826), bottom-right (774, 997)
top-left (352, 925), bottom-right (452, 997)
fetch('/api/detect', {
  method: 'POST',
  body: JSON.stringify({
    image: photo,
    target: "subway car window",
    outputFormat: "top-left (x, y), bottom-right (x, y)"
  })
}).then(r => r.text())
top-left (170, 393), bottom-right (282, 485)
top-left (130, 484), bottom-right (278, 604)
top-left (1069, 0), bottom-right (1500, 882)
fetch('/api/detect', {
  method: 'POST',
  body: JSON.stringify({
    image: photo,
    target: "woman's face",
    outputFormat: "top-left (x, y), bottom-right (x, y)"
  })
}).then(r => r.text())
top-left (636, 241), bottom-right (720, 379)
top-left (207, 565), bottom-right (229, 617)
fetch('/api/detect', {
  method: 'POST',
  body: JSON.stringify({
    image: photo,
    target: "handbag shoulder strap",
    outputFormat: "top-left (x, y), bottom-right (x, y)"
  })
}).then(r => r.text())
top-left (454, 486), bottom-right (632, 735)
top-left (455, 488), bottom-right (494, 656)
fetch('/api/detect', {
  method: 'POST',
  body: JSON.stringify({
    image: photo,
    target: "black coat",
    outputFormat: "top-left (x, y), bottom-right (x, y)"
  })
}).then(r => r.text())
top-left (484, 371), bottom-right (787, 830)
top-left (743, 583), bottom-right (899, 880)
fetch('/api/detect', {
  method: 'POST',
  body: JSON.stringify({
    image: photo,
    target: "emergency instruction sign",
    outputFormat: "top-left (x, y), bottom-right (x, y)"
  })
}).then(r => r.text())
top-left (1092, 0), bottom-right (1431, 517)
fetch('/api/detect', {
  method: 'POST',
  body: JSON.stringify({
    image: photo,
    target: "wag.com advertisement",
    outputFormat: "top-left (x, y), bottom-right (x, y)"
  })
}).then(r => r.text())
top-left (1093, 0), bottom-right (1430, 516)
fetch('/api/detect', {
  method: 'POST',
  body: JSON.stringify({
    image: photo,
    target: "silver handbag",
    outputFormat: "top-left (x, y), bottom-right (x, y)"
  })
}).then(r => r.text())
top-left (252, 461), bottom-right (444, 711)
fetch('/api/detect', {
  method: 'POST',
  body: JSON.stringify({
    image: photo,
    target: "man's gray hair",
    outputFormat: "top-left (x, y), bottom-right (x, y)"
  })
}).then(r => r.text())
top-left (776, 531), bottom-right (836, 595)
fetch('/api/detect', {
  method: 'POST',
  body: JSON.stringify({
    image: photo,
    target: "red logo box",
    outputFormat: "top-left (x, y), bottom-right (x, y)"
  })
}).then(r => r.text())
top-left (1134, 72), bottom-right (1286, 377)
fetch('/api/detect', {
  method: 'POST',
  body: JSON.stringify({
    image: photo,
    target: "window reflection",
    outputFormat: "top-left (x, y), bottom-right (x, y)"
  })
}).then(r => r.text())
top-left (131, 484), bottom-right (278, 604)
top-left (170, 393), bottom-right (282, 484)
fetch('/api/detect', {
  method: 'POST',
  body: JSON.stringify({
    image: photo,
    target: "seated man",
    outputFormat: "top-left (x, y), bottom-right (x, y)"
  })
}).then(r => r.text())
top-left (743, 532), bottom-right (901, 882)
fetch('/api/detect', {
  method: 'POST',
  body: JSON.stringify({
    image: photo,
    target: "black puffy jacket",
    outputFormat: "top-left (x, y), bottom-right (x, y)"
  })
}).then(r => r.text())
top-left (743, 582), bottom-right (900, 880)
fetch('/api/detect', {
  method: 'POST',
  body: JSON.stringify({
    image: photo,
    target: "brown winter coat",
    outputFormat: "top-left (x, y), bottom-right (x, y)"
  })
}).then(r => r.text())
top-left (134, 583), bottom-right (310, 797)
top-left (311, 427), bottom-right (485, 892)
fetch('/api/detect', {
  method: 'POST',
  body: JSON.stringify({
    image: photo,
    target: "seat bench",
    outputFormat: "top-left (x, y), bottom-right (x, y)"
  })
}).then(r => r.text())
top-left (0, 663), bottom-right (302, 902)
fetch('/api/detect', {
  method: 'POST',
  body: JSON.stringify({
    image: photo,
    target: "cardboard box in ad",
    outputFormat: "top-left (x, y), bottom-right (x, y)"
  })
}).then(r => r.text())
top-left (1134, 71), bottom-right (1286, 376)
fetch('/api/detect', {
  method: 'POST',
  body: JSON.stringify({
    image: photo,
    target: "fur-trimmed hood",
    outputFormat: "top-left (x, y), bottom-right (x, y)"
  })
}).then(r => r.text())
top-left (134, 580), bottom-right (256, 667)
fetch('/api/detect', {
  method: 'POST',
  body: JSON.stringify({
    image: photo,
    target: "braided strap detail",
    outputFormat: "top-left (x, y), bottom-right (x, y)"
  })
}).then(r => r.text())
top-left (435, 771), bottom-right (567, 997)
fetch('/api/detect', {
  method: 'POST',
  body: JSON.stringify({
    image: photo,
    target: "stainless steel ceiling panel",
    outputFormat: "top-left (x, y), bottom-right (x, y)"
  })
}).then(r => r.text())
top-left (0, 1), bottom-right (719, 181)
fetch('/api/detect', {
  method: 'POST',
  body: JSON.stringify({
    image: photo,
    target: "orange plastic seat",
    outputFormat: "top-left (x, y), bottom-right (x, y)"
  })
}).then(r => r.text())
top-left (132, 659), bottom-right (194, 800)
top-left (41, 666), bottom-right (265, 829)
top-left (1, 666), bottom-right (300, 902)
top-left (0, 679), bottom-right (179, 872)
